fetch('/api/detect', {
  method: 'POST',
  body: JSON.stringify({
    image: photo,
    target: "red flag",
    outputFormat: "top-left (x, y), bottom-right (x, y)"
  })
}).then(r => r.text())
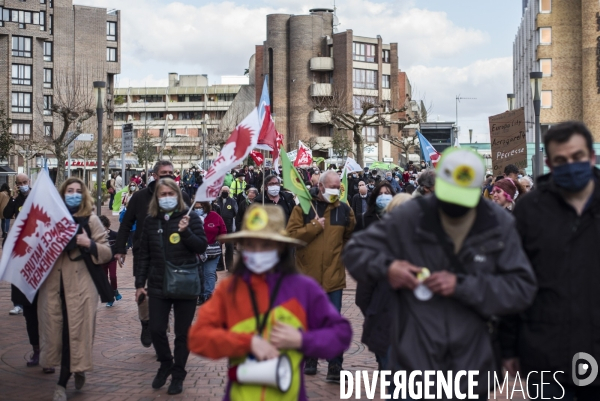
top-left (250, 151), bottom-right (265, 166)
top-left (271, 131), bottom-right (284, 171)
top-left (430, 152), bottom-right (441, 167)
top-left (294, 146), bottom-right (312, 167)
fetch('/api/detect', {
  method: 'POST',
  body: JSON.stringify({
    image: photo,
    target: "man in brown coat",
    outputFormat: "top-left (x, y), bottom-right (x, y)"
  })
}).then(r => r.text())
top-left (287, 170), bottom-right (355, 383)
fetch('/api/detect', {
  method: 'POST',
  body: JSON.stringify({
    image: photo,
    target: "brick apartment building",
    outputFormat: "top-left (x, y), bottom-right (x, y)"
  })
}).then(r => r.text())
top-left (254, 8), bottom-right (416, 166)
top-left (113, 73), bottom-right (246, 170)
top-left (513, 0), bottom-right (600, 141)
top-left (0, 0), bottom-right (120, 176)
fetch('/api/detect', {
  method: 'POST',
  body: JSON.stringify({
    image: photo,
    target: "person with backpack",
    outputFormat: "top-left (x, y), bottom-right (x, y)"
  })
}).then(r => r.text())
top-left (343, 148), bottom-right (536, 398)
top-left (286, 170), bottom-right (356, 382)
top-left (106, 174), bottom-right (116, 210)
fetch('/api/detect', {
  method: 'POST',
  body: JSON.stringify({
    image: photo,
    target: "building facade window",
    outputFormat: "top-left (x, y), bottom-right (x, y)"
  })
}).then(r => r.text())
top-left (353, 42), bottom-right (376, 62)
top-left (12, 64), bottom-right (32, 85)
top-left (382, 75), bottom-right (391, 89)
top-left (540, 27), bottom-right (552, 44)
top-left (138, 95), bottom-right (162, 103)
top-left (540, 0), bottom-right (551, 13)
top-left (353, 68), bottom-right (378, 89)
top-left (44, 123), bottom-right (52, 137)
top-left (107, 21), bottom-right (117, 41)
top-left (189, 95), bottom-right (203, 102)
top-left (114, 112), bottom-right (125, 121)
top-left (11, 121), bottom-right (31, 140)
top-left (40, 0), bottom-right (46, 4)
top-left (49, 14), bottom-right (53, 33)
top-left (43, 68), bottom-right (52, 88)
top-left (540, 59), bottom-right (552, 76)
top-left (43, 41), bottom-right (52, 61)
top-left (39, 11), bottom-right (45, 30)
top-left (177, 95), bottom-right (186, 102)
top-left (353, 96), bottom-right (378, 115)
top-left (107, 48), bottom-right (117, 62)
top-left (363, 126), bottom-right (377, 143)
top-left (382, 50), bottom-right (390, 63)
top-left (12, 10), bottom-right (32, 28)
top-left (43, 95), bottom-right (52, 115)
top-left (12, 36), bottom-right (32, 57)
top-left (12, 93), bottom-right (32, 113)
top-left (541, 90), bottom-right (552, 108)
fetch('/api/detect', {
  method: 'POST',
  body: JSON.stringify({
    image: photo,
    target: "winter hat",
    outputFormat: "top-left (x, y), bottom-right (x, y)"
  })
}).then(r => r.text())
top-left (435, 147), bottom-right (485, 208)
top-left (493, 178), bottom-right (517, 202)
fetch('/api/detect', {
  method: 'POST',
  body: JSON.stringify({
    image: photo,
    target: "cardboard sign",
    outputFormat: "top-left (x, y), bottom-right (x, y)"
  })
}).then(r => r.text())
top-left (488, 108), bottom-right (527, 175)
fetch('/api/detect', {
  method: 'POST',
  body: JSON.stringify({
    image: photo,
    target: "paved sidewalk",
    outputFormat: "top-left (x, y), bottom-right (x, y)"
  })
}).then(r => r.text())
top-left (0, 206), bottom-right (522, 400)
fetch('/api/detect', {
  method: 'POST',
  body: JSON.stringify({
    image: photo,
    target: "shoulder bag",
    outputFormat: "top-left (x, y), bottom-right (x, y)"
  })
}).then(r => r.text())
top-left (159, 220), bottom-right (201, 299)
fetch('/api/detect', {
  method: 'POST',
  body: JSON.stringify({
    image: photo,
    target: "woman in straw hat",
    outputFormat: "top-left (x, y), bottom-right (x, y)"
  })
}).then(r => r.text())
top-left (188, 204), bottom-right (352, 400)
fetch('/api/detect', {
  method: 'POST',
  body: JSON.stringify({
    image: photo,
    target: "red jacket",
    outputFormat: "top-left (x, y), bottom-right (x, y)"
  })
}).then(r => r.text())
top-left (203, 211), bottom-right (226, 244)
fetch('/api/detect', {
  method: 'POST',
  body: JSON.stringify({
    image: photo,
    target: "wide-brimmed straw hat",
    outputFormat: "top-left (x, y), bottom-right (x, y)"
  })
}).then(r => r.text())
top-left (217, 204), bottom-right (306, 246)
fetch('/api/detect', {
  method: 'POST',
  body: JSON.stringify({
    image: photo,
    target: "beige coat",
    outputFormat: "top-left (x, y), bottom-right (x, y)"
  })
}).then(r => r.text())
top-left (0, 191), bottom-right (10, 217)
top-left (38, 214), bottom-right (112, 372)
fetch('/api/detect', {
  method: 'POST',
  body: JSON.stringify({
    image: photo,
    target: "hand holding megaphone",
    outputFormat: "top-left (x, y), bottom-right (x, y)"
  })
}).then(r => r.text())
top-left (251, 336), bottom-right (280, 361)
top-left (270, 323), bottom-right (303, 350)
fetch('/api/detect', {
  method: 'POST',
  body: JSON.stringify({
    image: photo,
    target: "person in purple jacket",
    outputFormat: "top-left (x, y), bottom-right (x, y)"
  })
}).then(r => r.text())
top-left (188, 204), bottom-right (352, 400)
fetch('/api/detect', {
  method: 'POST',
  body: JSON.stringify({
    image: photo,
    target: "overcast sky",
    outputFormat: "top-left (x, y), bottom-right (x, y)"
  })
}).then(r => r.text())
top-left (78, 0), bottom-right (525, 143)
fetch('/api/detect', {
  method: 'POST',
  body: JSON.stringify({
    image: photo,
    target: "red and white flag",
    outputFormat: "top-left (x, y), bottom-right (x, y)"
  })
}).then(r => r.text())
top-left (250, 151), bottom-right (265, 166)
top-left (194, 108), bottom-right (261, 202)
top-left (0, 169), bottom-right (79, 302)
top-left (271, 131), bottom-right (284, 172)
top-left (294, 140), bottom-right (313, 167)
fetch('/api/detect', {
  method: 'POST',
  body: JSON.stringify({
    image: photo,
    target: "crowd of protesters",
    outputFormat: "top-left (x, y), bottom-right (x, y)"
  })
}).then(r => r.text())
top-left (5, 120), bottom-right (600, 400)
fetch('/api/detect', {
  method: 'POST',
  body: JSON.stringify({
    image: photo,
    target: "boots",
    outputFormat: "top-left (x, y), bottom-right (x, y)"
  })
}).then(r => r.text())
top-left (27, 346), bottom-right (40, 367)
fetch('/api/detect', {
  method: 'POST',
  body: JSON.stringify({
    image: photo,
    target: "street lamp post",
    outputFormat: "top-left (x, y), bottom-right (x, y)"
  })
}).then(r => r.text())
top-left (93, 81), bottom-right (106, 216)
top-left (530, 72), bottom-right (543, 179)
top-left (202, 114), bottom-right (207, 170)
top-left (507, 93), bottom-right (515, 111)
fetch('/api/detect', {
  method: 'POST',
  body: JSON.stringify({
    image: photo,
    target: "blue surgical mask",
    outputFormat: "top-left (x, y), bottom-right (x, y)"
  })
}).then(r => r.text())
top-left (65, 193), bottom-right (82, 208)
top-left (376, 194), bottom-right (393, 210)
top-left (195, 209), bottom-right (205, 217)
top-left (19, 185), bottom-right (29, 193)
top-left (552, 161), bottom-right (593, 192)
top-left (158, 196), bottom-right (178, 211)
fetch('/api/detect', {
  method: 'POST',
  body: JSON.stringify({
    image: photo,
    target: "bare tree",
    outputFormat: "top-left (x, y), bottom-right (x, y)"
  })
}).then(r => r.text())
top-left (312, 87), bottom-right (419, 166)
top-left (330, 129), bottom-right (353, 160)
top-left (0, 103), bottom-right (15, 163)
top-left (43, 67), bottom-right (96, 187)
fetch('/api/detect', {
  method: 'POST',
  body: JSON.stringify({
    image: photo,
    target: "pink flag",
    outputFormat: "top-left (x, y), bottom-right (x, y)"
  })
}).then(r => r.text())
top-left (194, 108), bottom-right (261, 202)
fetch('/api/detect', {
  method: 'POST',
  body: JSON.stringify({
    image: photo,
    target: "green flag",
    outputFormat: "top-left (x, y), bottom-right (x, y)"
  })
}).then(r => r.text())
top-left (112, 187), bottom-right (129, 214)
top-left (340, 166), bottom-right (348, 204)
top-left (280, 146), bottom-right (313, 214)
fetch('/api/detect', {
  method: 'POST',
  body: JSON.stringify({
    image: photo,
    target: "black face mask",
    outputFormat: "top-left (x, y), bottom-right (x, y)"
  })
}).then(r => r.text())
top-left (221, 192), bottom-right (229, 199)
top-left (438, 200), bottom-right (471, 218)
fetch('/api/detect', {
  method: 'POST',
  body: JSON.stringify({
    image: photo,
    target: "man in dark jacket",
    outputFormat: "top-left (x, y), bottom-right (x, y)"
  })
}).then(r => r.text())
top-left (350, 180), bottom-right (370, 219)
top-left (3, 173), bottom-right (51, 371)
top-left (115, 161), bottom-right (191, 348)
top-left (235, 188), bottom-right (257, 232)
top-left (259, 175), bottom-right (296, 223)
top-left (216, 186), bottom-right (237, 270)
top-left (344, 148), bottom-right (536, 398)
top-left (500, 121), bottom-right (600, 398)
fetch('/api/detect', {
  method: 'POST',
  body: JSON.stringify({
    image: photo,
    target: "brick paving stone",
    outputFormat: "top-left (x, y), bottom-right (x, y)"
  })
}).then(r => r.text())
top-left (0, 205), bottom-right (520, 400)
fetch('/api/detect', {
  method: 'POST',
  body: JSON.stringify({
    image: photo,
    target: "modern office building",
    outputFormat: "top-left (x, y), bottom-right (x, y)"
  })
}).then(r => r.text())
top-left (254, 9), bottom-right (415, 165)
top-left (113, 73), bottom-right (245, 170)
top-left (0, 0), bottom-right (121, 173)
top-left (513, 0), bottom-right (600, 141)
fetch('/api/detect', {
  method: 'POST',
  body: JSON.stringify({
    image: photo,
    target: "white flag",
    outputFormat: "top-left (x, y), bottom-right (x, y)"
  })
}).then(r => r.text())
top-left (0, 169), bottom-right (79, 302)
top-left (194, 108), bottom-right (262, 202)
top-left (344, 157), bottom-right (363, 173)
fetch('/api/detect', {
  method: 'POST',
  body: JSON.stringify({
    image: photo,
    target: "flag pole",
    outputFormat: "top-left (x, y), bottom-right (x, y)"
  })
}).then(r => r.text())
top-left (262, 164), bottom-right (266, 205)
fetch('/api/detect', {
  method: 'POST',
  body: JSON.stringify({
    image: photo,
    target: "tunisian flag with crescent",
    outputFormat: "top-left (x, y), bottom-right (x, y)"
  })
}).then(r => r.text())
top-left (194, 108), bottom-right (261, 202)
top-left (0, 169), bottom-right (79, 302)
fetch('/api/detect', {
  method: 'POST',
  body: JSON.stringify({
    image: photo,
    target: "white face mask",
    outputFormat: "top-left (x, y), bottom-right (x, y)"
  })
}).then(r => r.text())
top-left (321, 188), bottom-right (340, 203)
top-left (267, 185), bottom-right (280, 196)
top-left (242, 250), bottom-right (280, 274)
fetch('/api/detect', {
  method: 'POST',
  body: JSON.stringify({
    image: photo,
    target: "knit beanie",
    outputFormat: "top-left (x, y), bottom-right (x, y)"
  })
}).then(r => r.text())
top-left (493, 178), bottom-right (517, 202)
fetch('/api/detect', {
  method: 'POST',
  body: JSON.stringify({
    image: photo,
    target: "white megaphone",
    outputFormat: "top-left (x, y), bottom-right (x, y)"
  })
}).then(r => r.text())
top-left (229, 354), bottom-right (292, 392)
